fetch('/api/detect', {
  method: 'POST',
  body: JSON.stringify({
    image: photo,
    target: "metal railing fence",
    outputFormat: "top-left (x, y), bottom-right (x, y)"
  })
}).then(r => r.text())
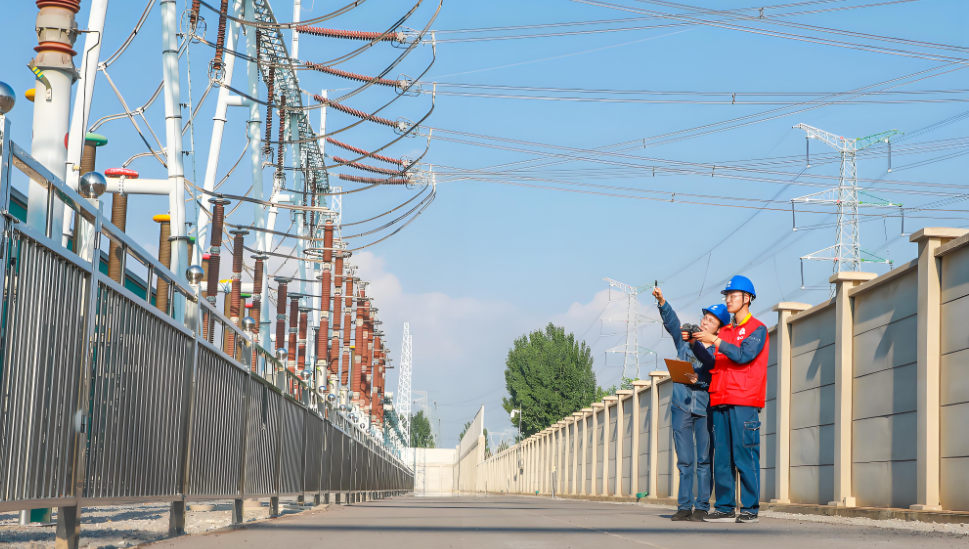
top-left (0, 115), bottom-right (413, 514)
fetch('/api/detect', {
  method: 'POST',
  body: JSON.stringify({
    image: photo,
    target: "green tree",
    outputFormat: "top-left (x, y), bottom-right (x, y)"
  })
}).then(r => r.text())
top-left (410, 410), bottom-right (435, 448)
top-left (502, 323), bottom-right (604, 438)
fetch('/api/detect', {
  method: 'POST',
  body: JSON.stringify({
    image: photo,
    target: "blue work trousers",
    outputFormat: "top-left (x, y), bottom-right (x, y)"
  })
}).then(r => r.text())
top-left (712, 405), bottom-right (761, 515)
top-left (671, 406), bottom-right (713, 511)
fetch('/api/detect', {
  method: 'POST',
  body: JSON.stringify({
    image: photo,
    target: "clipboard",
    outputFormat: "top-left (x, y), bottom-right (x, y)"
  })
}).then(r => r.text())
top-left (664, 358), bottom-right (698, 385)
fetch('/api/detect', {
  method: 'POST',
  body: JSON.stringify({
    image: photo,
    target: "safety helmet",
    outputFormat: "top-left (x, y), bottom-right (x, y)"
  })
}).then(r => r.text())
top-left (702, 304), bottom-right (731, 327)
top-left (722, 275), bottom-right (756, 300)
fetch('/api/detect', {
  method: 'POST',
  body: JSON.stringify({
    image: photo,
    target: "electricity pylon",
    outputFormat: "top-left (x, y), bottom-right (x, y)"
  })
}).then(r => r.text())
top-left (396, 322), bottom-right (413, 446)
top-left (602, 278), bottom-right (658, 387)
top-left (792, 124), bottom-right (902, 291)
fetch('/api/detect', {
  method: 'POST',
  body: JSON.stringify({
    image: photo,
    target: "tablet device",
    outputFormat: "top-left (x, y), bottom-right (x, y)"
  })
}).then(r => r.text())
top-left (664, 358), bottom-right (698, 385)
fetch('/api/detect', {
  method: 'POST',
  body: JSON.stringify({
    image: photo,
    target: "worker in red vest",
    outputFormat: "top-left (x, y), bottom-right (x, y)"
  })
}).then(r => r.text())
top-left (691, 275), bottom-right (768, 524)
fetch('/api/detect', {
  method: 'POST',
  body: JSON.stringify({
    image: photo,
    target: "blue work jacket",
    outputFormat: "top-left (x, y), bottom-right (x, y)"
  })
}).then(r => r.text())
top-left (658, 301), bottom-right (715, 416)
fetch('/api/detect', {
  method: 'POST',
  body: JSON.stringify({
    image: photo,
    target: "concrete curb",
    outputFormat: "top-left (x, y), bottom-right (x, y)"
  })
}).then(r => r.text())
top-left (491, 492), bottom-right (969, 525)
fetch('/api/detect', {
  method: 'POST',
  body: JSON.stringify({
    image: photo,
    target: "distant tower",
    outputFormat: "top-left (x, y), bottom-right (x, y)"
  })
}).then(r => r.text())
top-left (603, 278), bottom-right (657, 386)
top-left (792, 124), bottom-right (901, 291)
top-left (396, 322), bottom-right (413, 445)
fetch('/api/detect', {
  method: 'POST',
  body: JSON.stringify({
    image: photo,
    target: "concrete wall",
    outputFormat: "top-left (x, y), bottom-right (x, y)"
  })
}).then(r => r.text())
top-left (476, 227), bottom-right (969, 513)
top-left (940, 240), bottom-right (969, 511)
top-left (407, 448), bottom-right (456, 497)
top-left (760, 326), bottom-right (778, 502)
top-left (851, 265), bottom-right (918, 508)
top-left (789, 301), bottom-right (836, 505)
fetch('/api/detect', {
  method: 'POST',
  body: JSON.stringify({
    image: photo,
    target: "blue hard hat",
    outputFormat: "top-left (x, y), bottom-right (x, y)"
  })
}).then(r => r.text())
top-left (722, 275), bottom-right (756, 299)
top-left (702, 304), bottom-right (731, 327)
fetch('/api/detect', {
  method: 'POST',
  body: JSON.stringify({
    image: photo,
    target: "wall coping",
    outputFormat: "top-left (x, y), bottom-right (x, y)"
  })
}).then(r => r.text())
top-left (616, 390), bottom-right (634, 396)
top-left (785, 297), bottom-right (834, 324)
top-left (936, 232), bottom-right (969, 258)
top-left (829, 271), bottom-right (877, 284)
top-left (909, 227), bottom-right (969, 242)
top-left (772, 302), bottom-right (811, 312)
top-left (847, 259), bottom-right (918, 297)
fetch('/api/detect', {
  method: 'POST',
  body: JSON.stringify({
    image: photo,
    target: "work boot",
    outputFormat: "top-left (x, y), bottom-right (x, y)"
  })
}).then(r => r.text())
top-left (703, 510), bottom-right (737, 523)
top-left (689, 509), bottom-right (708, 522)
top-left (671, 509), bottom-right (693, 521)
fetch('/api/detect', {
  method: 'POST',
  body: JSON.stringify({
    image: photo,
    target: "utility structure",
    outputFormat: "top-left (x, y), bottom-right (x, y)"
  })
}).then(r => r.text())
top-left (603, 278), bottom-right (658, 386)
top-left (792, 124), bottom-right (902, 291)
top-left (396, 322), bottom-right (413, 447)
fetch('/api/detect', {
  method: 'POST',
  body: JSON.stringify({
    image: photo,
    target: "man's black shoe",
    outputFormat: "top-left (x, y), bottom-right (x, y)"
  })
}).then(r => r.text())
top-left (736, 512), bottom-right (759, 524)
top-left (703, 510), bottom-right (737, 522)
top-left (689, 509), bottom-right (708, 522)
top-left (671, 509), bottom-right (693, 521)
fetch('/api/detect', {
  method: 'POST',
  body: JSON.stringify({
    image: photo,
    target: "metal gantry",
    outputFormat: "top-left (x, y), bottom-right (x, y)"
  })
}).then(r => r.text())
top-left (396, 322), bottom-right (413, 445)
top-left (792, 124), bottom-right (902, 288)
top-left (602, 278), bottom-right (658, 386)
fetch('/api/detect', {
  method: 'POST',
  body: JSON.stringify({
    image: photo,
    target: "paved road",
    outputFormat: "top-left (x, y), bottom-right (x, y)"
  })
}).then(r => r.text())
top-left (149, 496), bottom-right (965, 549)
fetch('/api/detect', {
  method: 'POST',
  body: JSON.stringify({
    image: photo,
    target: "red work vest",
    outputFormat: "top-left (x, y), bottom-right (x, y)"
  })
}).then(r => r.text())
top-left (709, 314), bottom-right (770, 408)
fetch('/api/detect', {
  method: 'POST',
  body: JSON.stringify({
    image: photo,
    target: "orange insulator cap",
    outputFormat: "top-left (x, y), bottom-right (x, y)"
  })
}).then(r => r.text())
top-left (25, 89), bottom-right (35, 102)
top-left (203, 253), bottom-right (211, 260)
top-left (153, 214), bottom-right (171, 223)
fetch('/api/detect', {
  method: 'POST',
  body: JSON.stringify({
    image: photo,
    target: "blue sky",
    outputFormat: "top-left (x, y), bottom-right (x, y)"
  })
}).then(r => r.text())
top-left (3, 0), bottom-right (967, 447)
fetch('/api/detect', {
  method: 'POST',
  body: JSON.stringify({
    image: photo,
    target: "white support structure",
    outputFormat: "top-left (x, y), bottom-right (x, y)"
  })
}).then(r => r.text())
top-left (396, 322), bottom-right (413, 446)
top-left (792, 124), bottom-right (901, 289)
top-left (603, 278), bottom-right (658, 384)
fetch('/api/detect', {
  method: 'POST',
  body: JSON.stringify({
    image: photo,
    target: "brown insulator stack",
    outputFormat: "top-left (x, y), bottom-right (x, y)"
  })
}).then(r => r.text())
top-left (153, 214), bottom-right (172, 314)
top-left (330, 250), bottom-right (344, 381)
top-left (352, 287), bottom-right (365, 405)
top-left (190, 0), bottom-right (201, 28)
top-left (212, 0), bottom-right (229, 73)
top-left (358, 298), bottom-right (373, 414)
top-left (342, 274), bottom-right (355, 390)
top-left (205, 198), bottom-right (230, 303)
top-left (264, 66), bottom-right (275, 159)
top-left (274, 277), bottom-right (289, 353)
top-left (251, 254), bottom-right (267, 336)
top-left (104, 168), bottom-right (138, 286)
top-left (288, 293), bottom-right (299, 371)
top-left (373, 335), bottom-right (383, 425)
top-left (225, 229), bottom-right (248, 354)
top-left (317, 222), bottom-right (335, 376)
top-left (297, 305), bottom-right (309, 372)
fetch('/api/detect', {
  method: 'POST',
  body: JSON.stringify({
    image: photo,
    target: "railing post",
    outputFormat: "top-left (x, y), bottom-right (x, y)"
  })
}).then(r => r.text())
top-left (57, 202), bottom-right (104, 549)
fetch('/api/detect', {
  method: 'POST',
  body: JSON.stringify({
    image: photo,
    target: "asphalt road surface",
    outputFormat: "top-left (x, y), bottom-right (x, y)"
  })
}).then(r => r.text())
top-left (148, 496), bottom-right (967, 549)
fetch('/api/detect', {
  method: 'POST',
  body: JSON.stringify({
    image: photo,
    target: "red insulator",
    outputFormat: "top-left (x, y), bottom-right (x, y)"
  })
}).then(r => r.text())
top-left (36, 1), bottom-right (81, 13)
top-left (333, 156), bottom-right (401, 177)
top-left (104, 168), bottom-right (140, 179)
top-left (34, 43), bottom-right (77, 56)
top-left (212, 0), bottom-right (229, 71)
top-left (338, 174), bottom-right (408, 186)
top-left (312, 94), bottom-right (397, 128)
top-left (190, 0), bottom-right (201, 26)
top-left (295, 26), bottom-right (404, 43)
top-left (326, 138), bottom-right (403, 166)
top-left (304, 62), bottom-right (399, 88)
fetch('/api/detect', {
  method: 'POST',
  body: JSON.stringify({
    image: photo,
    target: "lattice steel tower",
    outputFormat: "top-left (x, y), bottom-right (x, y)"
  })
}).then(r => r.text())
top-left (792, 124), bottom-right (901, 279)
top-left (603, 278), bottom-right (657, 386)
top-left (396, 322), bottom-right (413, 446)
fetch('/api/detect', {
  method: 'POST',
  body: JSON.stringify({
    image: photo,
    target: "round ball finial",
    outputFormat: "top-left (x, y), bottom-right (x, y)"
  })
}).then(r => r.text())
top-left (299, 369), bottom-right (313, 382)
top-left (326, 393), bottom-right (337, 403)
top-left (338, 404), bottom-right (347, 412)
top-left (185, 265), bottom-right (205, 284)
top-left (0, 82), bottom-right (15, 114)
top-left (241, 316), bottom-right (256, 332)
top-left (275, 348), bottom-right (288, 362)
top-left (78, 171), bottom-right (107, 199)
